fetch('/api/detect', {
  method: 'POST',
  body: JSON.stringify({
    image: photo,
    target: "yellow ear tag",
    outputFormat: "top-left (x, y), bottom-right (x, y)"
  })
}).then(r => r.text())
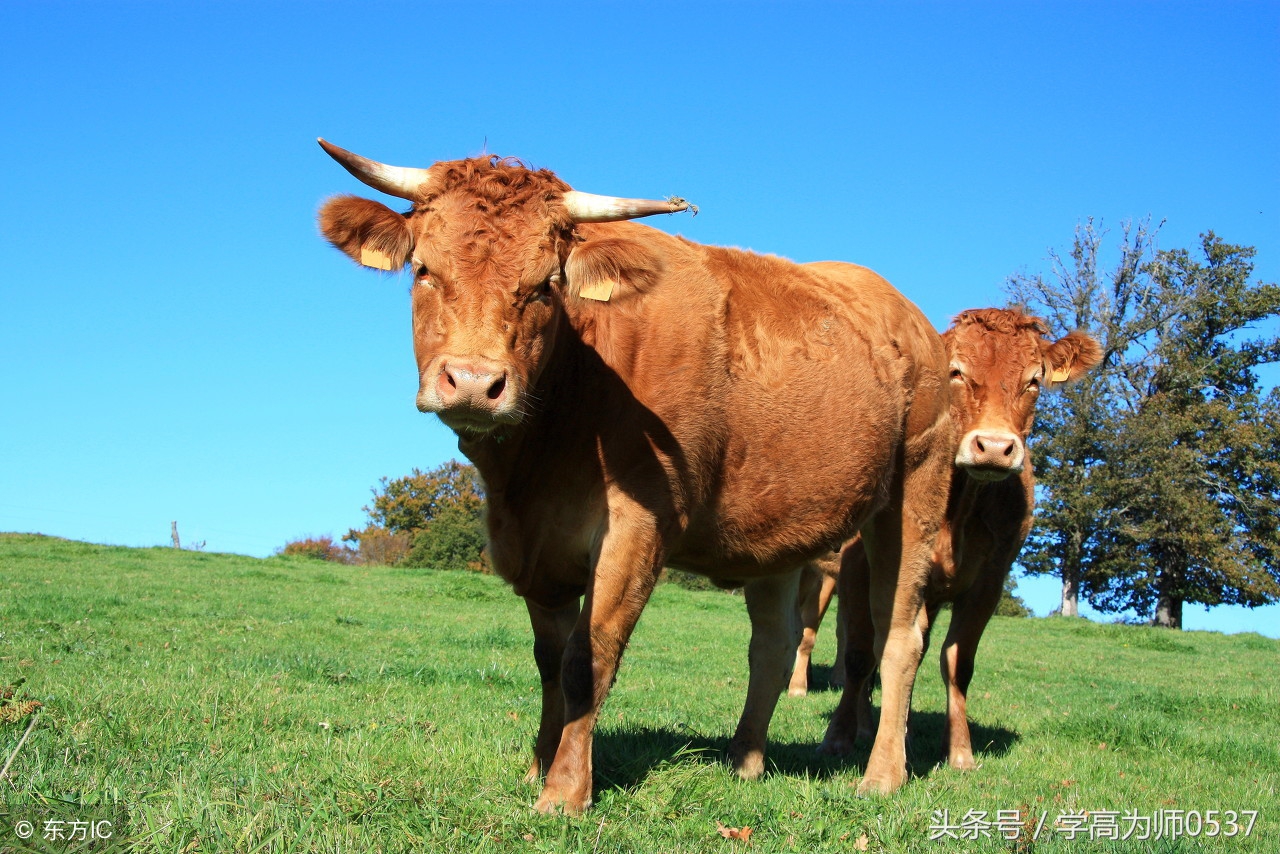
top-left (360, 246), bottom-right (395, 271)
top-left (578, 278), bottom-right (616, 302)
top-left (1050, 366), bottom-right (1073, 384)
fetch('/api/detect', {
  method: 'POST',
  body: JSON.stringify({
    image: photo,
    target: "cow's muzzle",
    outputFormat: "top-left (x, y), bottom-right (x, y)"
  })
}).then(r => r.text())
top-left (417, 356), bottom-right (518, 433)
top-left (954, 429), bottom-right (1025, 481)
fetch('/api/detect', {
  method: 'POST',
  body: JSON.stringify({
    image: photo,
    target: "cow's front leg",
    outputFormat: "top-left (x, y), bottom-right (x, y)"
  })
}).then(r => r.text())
top-left (524, 597), bottom-right (581, 782)
top-left (534, 515), bottom-right (663, 816)
top-left (728, 568), bottom-right (802, 780)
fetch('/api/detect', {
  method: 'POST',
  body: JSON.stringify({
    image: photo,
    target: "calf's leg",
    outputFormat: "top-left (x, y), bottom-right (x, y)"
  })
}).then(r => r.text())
top-left (819, 541), bottom-right (876, 753)
top-left (788, 562), bottom-right (833, 697)
top-left (938, 568), bottom-right (1005, 770)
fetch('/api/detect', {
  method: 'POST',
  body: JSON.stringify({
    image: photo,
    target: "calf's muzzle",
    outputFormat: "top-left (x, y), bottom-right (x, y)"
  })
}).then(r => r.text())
top-left (954, 429), bottom-right (1025, 481)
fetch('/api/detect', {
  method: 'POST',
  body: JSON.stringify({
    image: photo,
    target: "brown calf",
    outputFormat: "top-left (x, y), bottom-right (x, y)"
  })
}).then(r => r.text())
top-left (820, 308), bottom-right (1101, 770)
top-left (317, 142), bottom-right (954, 811)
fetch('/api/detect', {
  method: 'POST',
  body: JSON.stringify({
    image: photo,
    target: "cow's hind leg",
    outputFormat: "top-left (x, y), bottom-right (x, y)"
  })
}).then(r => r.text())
top-left (524, 597), bottom-right (581, 782)
top-left (939, 567), bottom-right (1005, 770)
top-left (729, 568), bottom-right (803, 779)
top-left (857, 509), bottom-right (931, 796)
top-left (858, 418), bottom-right (950, 796)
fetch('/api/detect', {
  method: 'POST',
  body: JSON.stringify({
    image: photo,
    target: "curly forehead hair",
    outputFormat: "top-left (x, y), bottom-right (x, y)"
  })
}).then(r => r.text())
top-left (950, 307), bottom-right (1050, 337)
top-left (416, 156), bottom-right (574, 228)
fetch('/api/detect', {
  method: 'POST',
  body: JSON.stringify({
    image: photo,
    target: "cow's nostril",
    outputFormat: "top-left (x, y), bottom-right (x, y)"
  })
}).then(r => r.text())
top-left (487, 374), bottom-right (507, 401)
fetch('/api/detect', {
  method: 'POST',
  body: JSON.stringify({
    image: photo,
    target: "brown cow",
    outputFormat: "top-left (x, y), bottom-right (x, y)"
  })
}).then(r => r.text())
top-left (316, 140), bottom-right (954, 813)
top-left (819, 308), bottom-right (1101, 770)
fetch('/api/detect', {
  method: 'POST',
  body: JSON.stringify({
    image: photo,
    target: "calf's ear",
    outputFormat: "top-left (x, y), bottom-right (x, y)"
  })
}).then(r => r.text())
top-left (318, 195), bottom-right (414, 271)
top-left (1046, 331), bottom-right (1103, 385)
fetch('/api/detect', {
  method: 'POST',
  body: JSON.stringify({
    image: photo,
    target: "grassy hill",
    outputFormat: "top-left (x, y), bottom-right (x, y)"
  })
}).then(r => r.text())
top-left (1, 533), bottom-right (1276, 852)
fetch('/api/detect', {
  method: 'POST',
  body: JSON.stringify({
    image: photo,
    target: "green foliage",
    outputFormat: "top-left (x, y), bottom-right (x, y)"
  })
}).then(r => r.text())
top-left (3, 533), bottom-right (1278, 852)
top-left (404, 502), bottom-right (490, 572)
top-left (661, 568), bottom-right (734, 592)
top-left (994, 574), bottom-right (1031, 618)
top-left (346, 460), bottom-right (488, 570)
top-left (1007, 223), bottom-right (1280, 627)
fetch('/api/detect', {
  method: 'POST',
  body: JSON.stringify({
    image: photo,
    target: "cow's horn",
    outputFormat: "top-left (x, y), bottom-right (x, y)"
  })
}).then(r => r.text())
top-left (317, 138), bottom-right (435, 200)
top-left (562, 191), bottom-right (695, 223)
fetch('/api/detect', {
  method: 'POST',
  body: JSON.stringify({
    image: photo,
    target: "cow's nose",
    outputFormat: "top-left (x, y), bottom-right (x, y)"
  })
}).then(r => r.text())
top-left (437, 359), bottom-right (509, 410)
top-left (970, 432), bottom-right (1017, 461)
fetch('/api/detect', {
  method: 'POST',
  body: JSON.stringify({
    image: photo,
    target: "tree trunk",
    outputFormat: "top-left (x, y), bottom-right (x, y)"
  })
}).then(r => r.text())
top-left (1153, 594), bottom-right (1182, 629)
top-left (1060, 573), bottom-right (1079, 617)
top-left (1060, 532), bottom-right (1080, 617)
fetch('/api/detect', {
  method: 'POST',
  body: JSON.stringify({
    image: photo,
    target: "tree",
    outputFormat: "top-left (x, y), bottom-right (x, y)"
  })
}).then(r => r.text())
top-left (278, 535), bottom-right (354, 563)
top-left (1007, 223), bottom-right (1280, 627)
top-left (345, 460), bottom-right (489, 570)
top-left (994, 575), bottom-right (1032, 618)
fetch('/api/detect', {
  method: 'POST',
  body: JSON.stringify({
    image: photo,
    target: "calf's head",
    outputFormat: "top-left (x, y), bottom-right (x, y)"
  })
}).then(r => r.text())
top-left (316, 140), bottom-right (690, 436)
top-left (943, 308), bottom-right (1102, 481)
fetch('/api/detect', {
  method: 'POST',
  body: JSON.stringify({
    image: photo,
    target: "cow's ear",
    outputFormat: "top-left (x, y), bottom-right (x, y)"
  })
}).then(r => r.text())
top-left (1046, 330), bottom-right (1103, 385)
top-left (563, 235), bottom-right (663, 303)
top-left (318, 195), bottom-right (414, 271)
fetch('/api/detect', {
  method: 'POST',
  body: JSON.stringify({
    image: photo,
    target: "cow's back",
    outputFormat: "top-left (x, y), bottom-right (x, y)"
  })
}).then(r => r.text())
top-left (574, 236), bottom-right (947, 577)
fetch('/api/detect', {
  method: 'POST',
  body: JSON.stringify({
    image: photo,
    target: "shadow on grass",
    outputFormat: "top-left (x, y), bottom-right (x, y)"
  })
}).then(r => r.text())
top-left (591, 713), bottom-right (1018, 798)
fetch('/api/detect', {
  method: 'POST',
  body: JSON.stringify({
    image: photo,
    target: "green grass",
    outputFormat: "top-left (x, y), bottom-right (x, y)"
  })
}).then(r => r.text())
top-left (1, 533), bottom-right (1276, 852)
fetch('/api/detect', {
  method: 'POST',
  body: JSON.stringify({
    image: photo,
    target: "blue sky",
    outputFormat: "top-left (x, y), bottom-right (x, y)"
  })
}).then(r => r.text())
top-left (2, 1), bottom-right (1277, 636)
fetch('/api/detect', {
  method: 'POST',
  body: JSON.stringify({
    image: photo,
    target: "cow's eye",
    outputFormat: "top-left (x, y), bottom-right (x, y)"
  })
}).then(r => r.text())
top-left (1027, 377), bottom-right (1041, 391)
top-left (533, 273), bottom-right (559, 302)
top-left (415, 265), bottom-right (433, 287)
top-left (949, 368), bottom-right (964, 381)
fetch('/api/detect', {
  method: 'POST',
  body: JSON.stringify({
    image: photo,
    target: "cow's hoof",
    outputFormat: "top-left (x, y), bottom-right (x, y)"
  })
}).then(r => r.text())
top-left (787, 686), bottom-right (808, 698)
top-left (855, 772), bottom-right (905, 796)
top-left (533, 793), bottom-right (590, 816)
top-left (948, 752), bottom-right (977, 771)
top-left (728, 740), bottom-right (766, 780)
top-left (533, 782), bottom-right (591, 816)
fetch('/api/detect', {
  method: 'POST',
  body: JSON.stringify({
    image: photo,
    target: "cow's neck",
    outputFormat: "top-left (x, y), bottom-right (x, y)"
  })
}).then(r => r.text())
top-left (453, 319), bottom-right (605, 502)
